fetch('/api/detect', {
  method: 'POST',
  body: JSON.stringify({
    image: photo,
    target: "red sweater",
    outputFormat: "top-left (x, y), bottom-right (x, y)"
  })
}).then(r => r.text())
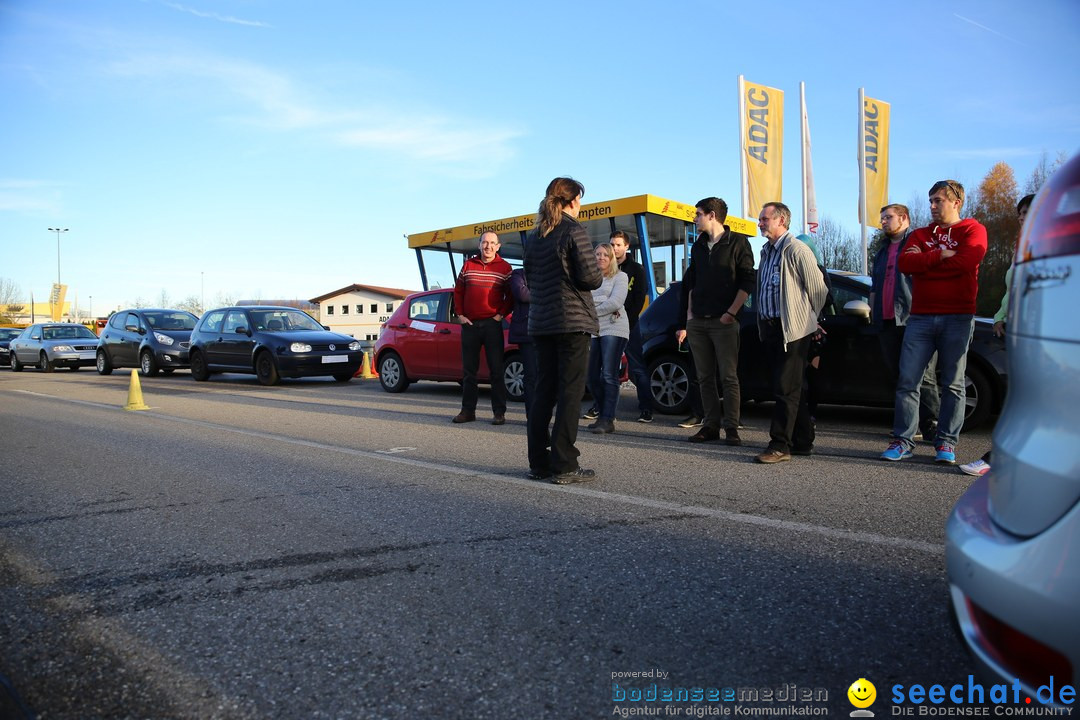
top-left (898, 218), bottom-right (987, 315)
top-left (453, 254), bottom-right (513, 320)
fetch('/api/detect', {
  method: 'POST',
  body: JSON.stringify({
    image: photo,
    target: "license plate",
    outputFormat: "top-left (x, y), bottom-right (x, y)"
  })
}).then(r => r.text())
top-left (321, 355), bottom-right (348, 364)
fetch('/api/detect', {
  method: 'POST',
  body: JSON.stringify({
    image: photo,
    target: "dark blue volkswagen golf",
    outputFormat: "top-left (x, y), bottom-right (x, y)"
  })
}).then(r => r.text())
top-left (188, 305), bottom-right (363, 385)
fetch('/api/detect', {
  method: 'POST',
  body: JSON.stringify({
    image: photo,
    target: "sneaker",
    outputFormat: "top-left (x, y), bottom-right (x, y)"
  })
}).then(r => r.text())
top-left (491, 415), bottom-right (506, 426)
top-left (582, 406), bottom-right (599, 420)
top-left (724, 428), bottom-right (742, 446)
top-left (552, 468), bottom-right (596, 484)
top-left (754, 449), bottom-right (791, 464)
top-left (637, 410), bottom-right (653, 423)
top-left (881, 440), bottom-right (913, 462)
top-left (958, 458), bottom-right (990, 477)
top-left (935, 443), bottom-right (957, 465)
top-left (678, 415), bottom-right (703, 429)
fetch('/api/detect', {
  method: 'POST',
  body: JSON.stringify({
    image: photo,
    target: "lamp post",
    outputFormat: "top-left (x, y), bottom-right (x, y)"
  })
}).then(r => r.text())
top-left (48, 227), bottom-right (69, 286)
top-left (89, 295), bottom-right (93, 320)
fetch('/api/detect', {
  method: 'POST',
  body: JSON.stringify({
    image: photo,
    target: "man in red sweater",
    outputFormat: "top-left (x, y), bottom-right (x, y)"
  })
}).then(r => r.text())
top-left (881, 180), bottom-right (987, 464)
top-left (452, 231), bottom-right (513, 425)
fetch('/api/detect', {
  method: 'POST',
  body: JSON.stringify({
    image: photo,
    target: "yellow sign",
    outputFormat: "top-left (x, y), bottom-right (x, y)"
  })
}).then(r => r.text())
top-left (862, 96), bottom-right (890, 223)
top-left (742, 79), bottom-right (784, 218)
top-left (49, 283), bottom-right (67, 322)
top-left (409, 194), bottom-right (758, 249)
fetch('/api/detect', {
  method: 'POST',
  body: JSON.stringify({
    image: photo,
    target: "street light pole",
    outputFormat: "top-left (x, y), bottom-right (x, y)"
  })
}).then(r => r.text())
top-left (48, 227), bottom-right (69, 286)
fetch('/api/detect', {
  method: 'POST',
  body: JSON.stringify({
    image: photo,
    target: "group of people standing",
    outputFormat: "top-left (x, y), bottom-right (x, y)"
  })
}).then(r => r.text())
top-left (451, 175), bottom-right (1008, 483)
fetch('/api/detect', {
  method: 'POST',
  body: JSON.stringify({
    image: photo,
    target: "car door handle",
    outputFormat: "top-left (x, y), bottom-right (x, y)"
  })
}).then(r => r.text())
top-left (394, 323), bottom-right (407, 329)
top-left (439, 329), bottom-right (451, 334)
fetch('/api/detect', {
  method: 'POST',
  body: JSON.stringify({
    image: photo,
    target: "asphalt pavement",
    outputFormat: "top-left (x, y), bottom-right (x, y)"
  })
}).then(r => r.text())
top-left (0, 369), bottom-right (993, 719)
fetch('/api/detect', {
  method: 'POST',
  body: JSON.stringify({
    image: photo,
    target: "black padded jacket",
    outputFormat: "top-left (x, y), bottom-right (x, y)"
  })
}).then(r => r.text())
top-left (524, 213), bottom-right (602, 336)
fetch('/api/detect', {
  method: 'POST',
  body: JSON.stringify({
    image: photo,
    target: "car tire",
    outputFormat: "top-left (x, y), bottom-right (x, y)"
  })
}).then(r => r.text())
top-left (503, 352), bottom-right (525, 402)
top-left (255, 351), bottom-right (280, 386)
top-left (962, 363), bottom-right (993, 431)
top-left (333, 371), bottom-right (353, 382)
top-left (189, 350), bottom-right (209, 381)
top-left (40, 352), bottom-right (54, 373)
top-left (139, 350), bottom-right (159, 377)
top-left (377, 351), bottom-right (409, 393)
top-left (96, 349), bottom-right (113, 375)
top-left (11, 353), bottom-right (23, 372)
top-left (647, 354), bottom-right (692, 415)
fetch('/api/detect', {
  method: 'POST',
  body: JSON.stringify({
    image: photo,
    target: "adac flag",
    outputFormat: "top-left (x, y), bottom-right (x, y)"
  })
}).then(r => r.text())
top-left (740, 78), bottom-right (784, 219)
top-left (861, 95), bottom-right (890, 223)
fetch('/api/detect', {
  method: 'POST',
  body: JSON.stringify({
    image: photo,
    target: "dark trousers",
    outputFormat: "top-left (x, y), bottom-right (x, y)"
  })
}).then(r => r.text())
top-left (878, 320), bottom-right (940, 431)
top-left (527, 332), bottom-right (591, 474)
top-left (625, 323), bottom-right (652, 412)
top-left (519, 341), bottom-right (537, 419)
top-left (686, 317), bottom-right (741, 430)
top-left (761, 321), bottom-right (814, 453)
top-left (461, 318), bottom-right (506, 415)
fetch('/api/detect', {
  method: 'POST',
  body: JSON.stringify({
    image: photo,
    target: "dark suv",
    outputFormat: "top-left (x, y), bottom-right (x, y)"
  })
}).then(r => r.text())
top-left (96, 308), bottom-right (199, 376)
top-left (638, 271), bottom-right (1007, 427)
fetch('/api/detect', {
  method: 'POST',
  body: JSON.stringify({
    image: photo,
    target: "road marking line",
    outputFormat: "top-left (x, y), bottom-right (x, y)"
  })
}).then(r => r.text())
top-left (8, 389), bottom-right (944, 556)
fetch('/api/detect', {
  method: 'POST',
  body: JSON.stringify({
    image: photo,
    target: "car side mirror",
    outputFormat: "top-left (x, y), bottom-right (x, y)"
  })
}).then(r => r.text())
top-left (323, 325), bottom-right (331, 331)
top-left (125, 324), bottom-right (139, 332)
top-left (843, 300), bottom-right (871, 322)
top-left (235, 326), bottom-right (250, 335)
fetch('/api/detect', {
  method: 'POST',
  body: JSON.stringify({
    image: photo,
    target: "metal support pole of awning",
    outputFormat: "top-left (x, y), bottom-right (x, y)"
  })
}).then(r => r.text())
top-left (415, 248), bottom-right (430, 291)
top-left (634, 213), bottom-right (657, 301)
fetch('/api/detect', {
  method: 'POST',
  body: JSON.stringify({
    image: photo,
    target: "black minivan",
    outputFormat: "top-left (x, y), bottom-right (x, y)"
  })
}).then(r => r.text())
top-left (96, 308), bottom-right (199, 376)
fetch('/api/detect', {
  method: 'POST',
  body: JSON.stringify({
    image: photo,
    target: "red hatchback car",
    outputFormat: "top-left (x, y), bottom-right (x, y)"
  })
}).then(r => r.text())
top-left (373, 288), bottom-right (525, 401)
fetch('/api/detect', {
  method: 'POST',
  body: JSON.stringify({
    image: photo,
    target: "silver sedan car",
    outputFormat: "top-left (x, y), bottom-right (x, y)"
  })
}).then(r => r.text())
top-left (946, 153), bottom-right (1080, 704)
top-left (9, 323), bottom-right (99, 372)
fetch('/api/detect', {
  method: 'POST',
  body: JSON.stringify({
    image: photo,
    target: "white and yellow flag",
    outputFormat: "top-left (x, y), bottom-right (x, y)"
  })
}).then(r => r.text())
top-left (861, 95), bottom-right (890, 223)
top-left (739, 77), bottom-right (784, 219)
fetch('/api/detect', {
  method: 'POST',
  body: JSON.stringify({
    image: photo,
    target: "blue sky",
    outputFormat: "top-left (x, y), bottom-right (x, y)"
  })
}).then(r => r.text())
top-left (2, 0), bottom-right (1078, 315)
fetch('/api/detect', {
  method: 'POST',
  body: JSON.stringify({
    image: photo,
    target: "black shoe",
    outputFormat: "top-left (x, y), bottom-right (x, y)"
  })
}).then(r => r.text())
top-left (527, 468), bottom-right (552, 480)
top-left (591, 418), bottom-right (615, 434)
top-left (491, 415), bottom-right (506, 426)
top-left (552, 468), bottom-right (596, 484)
top-left (792, 445), bottom-right (814, 456)
top-left (678, 415), bottom-right (703, 428)
top-left (637, 410), bottom-right (653, 423)
top-left (688, 427), bottom-right (720, 443)
top-left (452, 411), bottom-right (476, 424)
top-left (724, 428), bottom-right (742, 446)
top-left (582, 406), bottom-right (599, 420)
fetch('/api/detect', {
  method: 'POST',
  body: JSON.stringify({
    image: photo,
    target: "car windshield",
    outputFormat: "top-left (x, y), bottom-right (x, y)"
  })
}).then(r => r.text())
top-left (144, 311), bottom-right (197, 331)
top-left (0, 328), bottom-right (21, 340)
top-left (250, 310), bottom-right (323, 333)
top-left (42, 326), bottom-right (98, 340)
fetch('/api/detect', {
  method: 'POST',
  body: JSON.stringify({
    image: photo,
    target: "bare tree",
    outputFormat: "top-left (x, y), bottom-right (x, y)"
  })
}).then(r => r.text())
top-left (176, 295), bottom-right (203, 316)
top-left (816, 215), bottom-right (862, 271)
top-left (214, 291), bottom-right (237, 307)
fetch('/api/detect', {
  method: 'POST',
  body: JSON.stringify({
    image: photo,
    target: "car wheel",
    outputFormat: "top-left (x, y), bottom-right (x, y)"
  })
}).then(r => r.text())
top-left (377, 351), bottom-right (409, 393)
top-left (647, 354), bottom-right (692, 415)
top-left (255, 351), bottom-right (280, 386)
top-left (39, 352), bottom-right (54, 373)
top-left (11, 353), bottom-right (23, 372)
top-left (139, 350), bottom-right (159, 377)
top-left (333, 371), bottom-right (353, 382)
top-left (962, 363), bottom-right (993, 431)
top-left (503, 353), bottom-right (525, 402)
top-left (96, 349), bottom-right (113, 375)
top-left (189, 350), bottom-right (209, 381)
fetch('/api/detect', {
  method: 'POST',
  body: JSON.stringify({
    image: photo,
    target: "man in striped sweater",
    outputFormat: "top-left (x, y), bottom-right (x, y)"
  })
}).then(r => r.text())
top-left (754, 202), bottom-right (829, 464)
top-left (452, 232), bottom-right (514, 425)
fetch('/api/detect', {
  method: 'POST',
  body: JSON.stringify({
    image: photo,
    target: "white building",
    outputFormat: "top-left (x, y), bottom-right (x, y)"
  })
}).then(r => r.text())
top-left (309, 284), bottom-right (416, 342)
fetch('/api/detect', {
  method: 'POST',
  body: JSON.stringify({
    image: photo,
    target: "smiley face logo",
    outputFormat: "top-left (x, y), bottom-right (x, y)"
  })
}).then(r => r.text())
top-left (848, 678), bottom-right (876, 709)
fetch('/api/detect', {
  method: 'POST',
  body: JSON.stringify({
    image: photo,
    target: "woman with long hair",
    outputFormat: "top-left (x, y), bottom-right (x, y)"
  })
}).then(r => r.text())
top-left (524, 177), bottom-right (603, 483)
top-left (586, 243), bottom-right (628, 434)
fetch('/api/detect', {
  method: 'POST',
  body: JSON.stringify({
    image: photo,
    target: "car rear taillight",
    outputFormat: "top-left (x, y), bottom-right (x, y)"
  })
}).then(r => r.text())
top-left (1018, 153), bottom-right (1080, 263)
top-left (966, 598), bottom-right (1073, 689)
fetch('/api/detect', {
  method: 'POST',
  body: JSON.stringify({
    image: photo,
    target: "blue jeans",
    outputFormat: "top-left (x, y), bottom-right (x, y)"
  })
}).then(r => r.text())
top-left (588, 335), bottom-right (628, 420)
top-left (892, 314), bottom-right (974, 450)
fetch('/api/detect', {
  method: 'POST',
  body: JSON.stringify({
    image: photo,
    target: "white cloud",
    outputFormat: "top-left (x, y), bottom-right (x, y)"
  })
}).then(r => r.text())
top-left (159, 1), bottom-right (271, 28)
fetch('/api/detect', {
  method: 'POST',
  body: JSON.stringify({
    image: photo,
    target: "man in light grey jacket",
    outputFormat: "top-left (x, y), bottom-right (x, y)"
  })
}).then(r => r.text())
top-left (754, 202), bottom-right (829, 464)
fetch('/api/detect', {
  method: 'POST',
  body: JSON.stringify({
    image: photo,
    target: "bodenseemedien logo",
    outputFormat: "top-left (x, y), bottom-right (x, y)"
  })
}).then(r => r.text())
top-left (848, 678), bottom-right (877, 717)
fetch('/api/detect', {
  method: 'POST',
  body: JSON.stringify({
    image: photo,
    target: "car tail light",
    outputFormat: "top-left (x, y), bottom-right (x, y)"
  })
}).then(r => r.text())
top-left (1017, 153), bottom-right (1080, 263)
top-left (965, 598), bottom-right (1073, 689)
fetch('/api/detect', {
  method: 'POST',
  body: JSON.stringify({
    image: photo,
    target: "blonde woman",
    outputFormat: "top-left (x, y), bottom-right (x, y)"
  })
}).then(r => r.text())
top-left (524, 177), bottom-right (603, 483)
top-left (587, 244), bottom-right (629, 434)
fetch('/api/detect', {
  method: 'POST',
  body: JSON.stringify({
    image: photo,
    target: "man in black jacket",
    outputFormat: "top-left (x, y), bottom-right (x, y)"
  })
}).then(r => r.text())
top-left (675, 197), bottom-right (756, 445)
top-left (610, 230), bottom-right (654, 423)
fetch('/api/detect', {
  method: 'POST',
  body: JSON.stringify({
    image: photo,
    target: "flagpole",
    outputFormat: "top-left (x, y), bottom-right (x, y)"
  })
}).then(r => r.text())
top-left (858, 87), bottom-right (868, 274)
top-left (800, 82), bottom-right (808, 235)
top-left (738, 75), bottom-right (749, 220)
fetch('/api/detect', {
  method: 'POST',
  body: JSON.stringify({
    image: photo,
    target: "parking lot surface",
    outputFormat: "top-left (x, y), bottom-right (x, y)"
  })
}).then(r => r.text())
top-left (0, 370), bottom-right (990, 718)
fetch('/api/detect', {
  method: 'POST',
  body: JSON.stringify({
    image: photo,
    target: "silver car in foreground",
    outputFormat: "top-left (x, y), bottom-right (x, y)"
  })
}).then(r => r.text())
top-left (946, 153), bottom-right (1080, 704)
top-left (9, 323), bottom-right (99, 372)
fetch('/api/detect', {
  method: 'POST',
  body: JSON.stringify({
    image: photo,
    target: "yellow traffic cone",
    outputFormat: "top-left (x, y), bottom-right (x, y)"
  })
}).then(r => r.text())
top-left (123, 369), bottom-right (151, 411)
top-left (359, 351), bottom-right (377, 379)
